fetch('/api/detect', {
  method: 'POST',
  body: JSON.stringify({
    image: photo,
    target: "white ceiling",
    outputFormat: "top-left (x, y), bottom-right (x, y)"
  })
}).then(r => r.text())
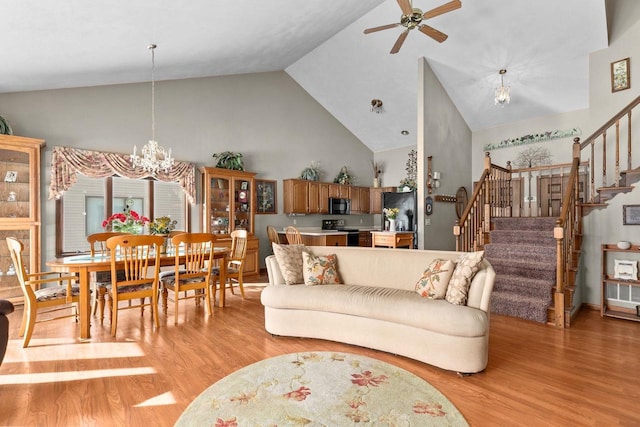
top-left (0, 0), bottom-right (608, 152)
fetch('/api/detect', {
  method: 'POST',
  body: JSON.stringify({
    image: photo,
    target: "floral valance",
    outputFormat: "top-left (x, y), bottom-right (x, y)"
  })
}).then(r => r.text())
top-left (48, 146), bottom-right (196, 203)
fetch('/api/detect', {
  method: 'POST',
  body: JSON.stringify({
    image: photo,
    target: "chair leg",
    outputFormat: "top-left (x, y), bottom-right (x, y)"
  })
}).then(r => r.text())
top-left (98, 287), bottom-right (107, 325)
top-left (162, 287), bottom-right (168, 315)
top-left (237, 273), bottom-right (245, 299)
top-left (22, 303), bottom-right (37, 348)
top-left (109, 294), bottom-right (118, 337)
top-left (204, 285), bottom-right (212, 316)
top-left (18, 305), bottom-right (27, 337)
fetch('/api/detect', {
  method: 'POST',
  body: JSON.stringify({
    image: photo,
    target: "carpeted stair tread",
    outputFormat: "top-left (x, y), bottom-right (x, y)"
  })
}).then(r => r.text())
top-left (484, 243), bottom-right (556, 263)
top-left (486, 258), bottom-right (557, 282)
top-left (489, 229), bottom-right (556, 245)
top-left (490, 290), bottom-right (550, 323)
top-left (492, 217), bottom-right (558, 231)
top-left (494, 274), bottom-right (554, 299)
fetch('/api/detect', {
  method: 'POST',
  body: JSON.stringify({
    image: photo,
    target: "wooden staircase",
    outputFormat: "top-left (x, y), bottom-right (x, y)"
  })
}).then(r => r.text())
top-left (455, 95), bottom-right (640, 328)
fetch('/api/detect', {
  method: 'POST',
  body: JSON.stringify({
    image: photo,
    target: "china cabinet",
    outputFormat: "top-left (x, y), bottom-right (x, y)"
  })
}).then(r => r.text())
top-left (601, 243), bottom-right (640, 322)
top-left (0, 135), bottom-right (45, 303)
top-left (200, 167), bottom-right (259, 276)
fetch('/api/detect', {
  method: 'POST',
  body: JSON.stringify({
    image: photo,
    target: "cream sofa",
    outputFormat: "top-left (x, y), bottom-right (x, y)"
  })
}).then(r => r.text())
top-left (262, 246), bottom-right (496, 373)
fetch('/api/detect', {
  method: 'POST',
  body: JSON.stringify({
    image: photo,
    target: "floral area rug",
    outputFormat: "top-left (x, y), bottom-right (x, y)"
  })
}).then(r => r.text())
top-left (175, 351), bottom-right (468, 426)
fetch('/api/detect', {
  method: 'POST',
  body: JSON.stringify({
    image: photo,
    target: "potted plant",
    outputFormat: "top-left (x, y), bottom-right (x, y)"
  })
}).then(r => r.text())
top-left (371, 161), bottom-right (383, 187)
top-left (102, 210), bottom-right (150, 234)
top-left (149, 216), bottom-right (178, 253)
top-left (300, 161), bottom-right (321, 181)
top-left (333, 166), bottom-right (353, 185)
top-left (212, 151), bottom-right (244, 171)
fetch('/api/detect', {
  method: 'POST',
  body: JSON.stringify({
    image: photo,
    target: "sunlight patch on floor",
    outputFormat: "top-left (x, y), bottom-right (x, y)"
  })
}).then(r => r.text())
top-left (0, 367), bottom-right (156, 385)
top-left (133, 391), bottom-right (177, 407)
top-left (3, 340), bottom-right (145, 363)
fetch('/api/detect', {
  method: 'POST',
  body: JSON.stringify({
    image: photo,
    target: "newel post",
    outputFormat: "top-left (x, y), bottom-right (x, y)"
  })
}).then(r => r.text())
top-left (484, 152), bottom-right (491, 171)
top-left (573, 137), bottom-right (581, 160)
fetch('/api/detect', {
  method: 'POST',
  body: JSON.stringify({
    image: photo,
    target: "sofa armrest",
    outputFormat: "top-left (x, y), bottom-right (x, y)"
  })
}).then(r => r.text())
top-left (265, 255), bottom-right (285, 285)
top-left (0, 299), bottom-right (14, 316)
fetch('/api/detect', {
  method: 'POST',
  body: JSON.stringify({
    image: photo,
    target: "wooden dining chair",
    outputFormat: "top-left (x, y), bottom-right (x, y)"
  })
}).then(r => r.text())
top-left (266, 225), bottom-right (280, 245)
top-left (212, 229), bottom-right (248, 300)
top-left (160, 233), bottom-right (215, 325)
top-left (87, 231), bottom-right (129, 324)
top-left (285, 226), bottom-right (304, 245)
top-left (106, 234), bottom-right (164, 337)
top-left (6, 237), bottom-right (79, 348)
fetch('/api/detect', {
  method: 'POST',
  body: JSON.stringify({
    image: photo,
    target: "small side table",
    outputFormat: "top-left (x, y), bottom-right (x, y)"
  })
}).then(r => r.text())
top-left (371, 231), bottom-right (414, 249)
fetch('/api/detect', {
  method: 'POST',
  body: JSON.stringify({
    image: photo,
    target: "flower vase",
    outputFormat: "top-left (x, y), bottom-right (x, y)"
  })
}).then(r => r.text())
top-left (389, 219), bottom-right (397, 232)
top-left (373, 177), bottom-right (380, 188)
top-left (158, 235), bottom-right (169, 254)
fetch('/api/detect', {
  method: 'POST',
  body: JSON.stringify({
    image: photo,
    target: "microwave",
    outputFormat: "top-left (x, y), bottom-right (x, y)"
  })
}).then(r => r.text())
top-left (329, 197), bottom-right (351, 215)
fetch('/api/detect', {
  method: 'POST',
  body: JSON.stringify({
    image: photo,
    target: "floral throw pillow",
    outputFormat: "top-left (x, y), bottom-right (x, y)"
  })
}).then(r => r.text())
top-left (302, 251), bottom-right (342, 286)
top-left (415, 258), bottom-right (456, 299)
top-left (445, 251), bottom-right (485, 305)
top-left (272, 243), bottom-right (305, 285)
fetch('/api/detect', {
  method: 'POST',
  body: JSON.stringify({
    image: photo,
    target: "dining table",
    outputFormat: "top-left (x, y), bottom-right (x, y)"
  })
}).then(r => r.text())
top-left (47, 246), bottom-right (230, 340)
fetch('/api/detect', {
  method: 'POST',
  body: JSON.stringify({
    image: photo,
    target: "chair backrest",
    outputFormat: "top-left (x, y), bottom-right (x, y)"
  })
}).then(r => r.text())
top-left (229, 229), bottom-right (248, 268)
top-left (266, 226), bottom-right (280, 244)
top-left (285, 226), bottom-right (303, 245)
top-left (106, 235), bottom-right (164, 290)
top-left (171, 232), bottom-right (215, 280)
top-left (87, 232), bottom-right (129, 256)
top-left (5, 237), bottom-right (35, 301)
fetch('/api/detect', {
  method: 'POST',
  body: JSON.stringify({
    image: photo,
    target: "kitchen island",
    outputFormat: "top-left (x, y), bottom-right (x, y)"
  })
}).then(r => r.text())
top-left (370, 231), bottom-right (414, 249)
top-left (277, 229), bottom-right (348, 246)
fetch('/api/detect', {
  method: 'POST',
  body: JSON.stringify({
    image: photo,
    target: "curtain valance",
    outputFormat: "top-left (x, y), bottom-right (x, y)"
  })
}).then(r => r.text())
top-left (48, 146), bottom-right (196, 203)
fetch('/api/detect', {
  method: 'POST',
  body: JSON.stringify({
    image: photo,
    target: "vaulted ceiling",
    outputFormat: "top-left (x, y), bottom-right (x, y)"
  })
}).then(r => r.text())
top-left (0, 1), bottom-right (609, 152)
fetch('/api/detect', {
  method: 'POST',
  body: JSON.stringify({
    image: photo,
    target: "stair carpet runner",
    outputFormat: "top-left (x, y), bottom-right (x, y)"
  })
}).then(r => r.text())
top-left (484, 217), bottom-right (558, 323)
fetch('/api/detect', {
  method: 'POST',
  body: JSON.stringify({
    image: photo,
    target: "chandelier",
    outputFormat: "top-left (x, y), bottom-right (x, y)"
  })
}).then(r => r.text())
top-left (494, 69), bottom-right (510, 106)
top-left (131, 44), bottom-right (174, 175)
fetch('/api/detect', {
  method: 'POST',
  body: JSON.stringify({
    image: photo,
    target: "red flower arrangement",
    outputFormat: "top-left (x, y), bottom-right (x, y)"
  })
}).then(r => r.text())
top-left (102, 210), bottom-right (150, 233)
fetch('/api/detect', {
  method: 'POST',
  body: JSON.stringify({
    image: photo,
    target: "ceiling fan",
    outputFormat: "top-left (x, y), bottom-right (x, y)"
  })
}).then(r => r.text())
top-left (364, 0), bottom-right (461, 54)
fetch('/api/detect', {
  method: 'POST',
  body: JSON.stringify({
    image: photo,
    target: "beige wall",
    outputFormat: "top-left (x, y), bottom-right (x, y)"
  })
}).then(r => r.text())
top-left (0, 71), bottom-right (378, 267)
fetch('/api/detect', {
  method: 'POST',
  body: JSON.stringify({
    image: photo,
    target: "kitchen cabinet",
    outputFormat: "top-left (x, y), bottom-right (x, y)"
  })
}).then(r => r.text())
top-left (283, 179), bottom-right (330, 214)
top-left (601, 243), bottom-right (640, 322)
top-left (200, 167), bottom-right (259, 276)
top-left (0, 135), bottom-right (45, 303)
top-left (329, 184), bottom-right (350, 199)
top-left (369, 187), bottom-right (396, 214)
top-left (358, 230), bottom-right (372, 247)
top-left (350, 186), bottom-right (370, 214)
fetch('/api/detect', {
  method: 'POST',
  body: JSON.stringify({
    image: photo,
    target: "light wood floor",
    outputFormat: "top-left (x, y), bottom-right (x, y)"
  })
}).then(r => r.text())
top-left (1, 280), bottom-right (639, 426)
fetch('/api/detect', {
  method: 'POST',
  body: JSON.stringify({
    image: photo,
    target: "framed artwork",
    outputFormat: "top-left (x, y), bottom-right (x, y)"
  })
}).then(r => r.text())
top-left (256, 179), bottom-right (277, 214)
top-left (240, 181), bottom-right (249, 191)
top-left (611, 58), bottom-right (630, 92)
top-left (614, 259), bottom-right (638, 280)
top-left (623, 204), bottom-right (640, 225)
top-left (4, 171), bottom-right (17, 182)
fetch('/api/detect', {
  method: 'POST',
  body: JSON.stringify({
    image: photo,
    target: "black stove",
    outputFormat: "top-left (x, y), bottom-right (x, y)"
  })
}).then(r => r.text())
top-left (322, 219), bottom-right (360, 246)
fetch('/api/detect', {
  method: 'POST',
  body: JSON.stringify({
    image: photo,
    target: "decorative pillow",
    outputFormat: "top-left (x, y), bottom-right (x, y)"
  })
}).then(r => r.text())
top-left (415, 258), bottom-right (456, 299)
top-left (302, 251), bottom-right (342, 286)
top-left (272, 243), bottom-right (305, 285)
top-left (445, 251), bottom-right (484, 305)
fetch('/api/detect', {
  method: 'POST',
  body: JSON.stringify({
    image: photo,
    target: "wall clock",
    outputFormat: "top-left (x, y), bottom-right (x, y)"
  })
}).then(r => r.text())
top-left (238, 191), bottom-right (248, 203)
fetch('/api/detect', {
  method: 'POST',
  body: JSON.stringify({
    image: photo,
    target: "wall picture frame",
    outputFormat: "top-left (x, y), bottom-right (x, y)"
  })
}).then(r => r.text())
top-left (614, 259), bottom-right (638, 280)
top-left (623, 204), bottom-right (640, 225)
top-left (4, 171), bottom-right (17, 182)
top-left (611, 57), bottom-right (630, 92)
top-left (256, 179), bottom-right (277, 214)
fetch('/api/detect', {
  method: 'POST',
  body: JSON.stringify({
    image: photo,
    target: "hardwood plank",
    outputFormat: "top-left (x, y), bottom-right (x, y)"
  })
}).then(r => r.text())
top-left (1, 280), bottom-right (639, 426)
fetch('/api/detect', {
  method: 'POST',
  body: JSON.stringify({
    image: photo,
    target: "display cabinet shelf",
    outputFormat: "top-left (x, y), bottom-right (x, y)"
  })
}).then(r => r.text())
top-left (601, 243), bottom-right (640, 322)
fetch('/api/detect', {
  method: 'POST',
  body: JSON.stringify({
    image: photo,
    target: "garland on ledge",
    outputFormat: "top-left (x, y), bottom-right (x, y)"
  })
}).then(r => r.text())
top-left (484, 127), bottom-right (581, 151)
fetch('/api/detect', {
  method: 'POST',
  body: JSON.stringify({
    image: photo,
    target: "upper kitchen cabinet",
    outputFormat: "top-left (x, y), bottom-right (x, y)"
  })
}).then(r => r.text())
top-left (350, 186), bottom-right (370, 214)
top-left (0, 135), bottom-right (45, 303)
top-left (283, 179), bottom-right (330, 214)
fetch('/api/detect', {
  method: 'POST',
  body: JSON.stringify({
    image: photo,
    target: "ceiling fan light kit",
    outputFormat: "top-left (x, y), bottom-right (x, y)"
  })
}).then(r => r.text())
top-left (363, 0), bottom-right (461, 54)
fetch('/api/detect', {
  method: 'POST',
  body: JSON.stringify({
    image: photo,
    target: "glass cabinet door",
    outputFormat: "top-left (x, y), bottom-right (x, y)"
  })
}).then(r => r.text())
top-left (0, 148), bottom-right (32, 220)
top-left (233, 178), bottom-right (252, 232)
top-left (209, 177), bottom-right (231, 234)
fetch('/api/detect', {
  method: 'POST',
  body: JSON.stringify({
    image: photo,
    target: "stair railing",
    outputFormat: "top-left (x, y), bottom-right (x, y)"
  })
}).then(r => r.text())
top-left (580, 95), bottom-right (640, 201)
top-left (454, 152), bottom-right (511, 252)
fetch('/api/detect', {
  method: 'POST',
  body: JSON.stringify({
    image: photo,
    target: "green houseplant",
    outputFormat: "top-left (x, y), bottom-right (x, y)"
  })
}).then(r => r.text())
top-left (212, 151), bottom-right (244, 171)
top-left (300, 161), bottom-right (321, 181)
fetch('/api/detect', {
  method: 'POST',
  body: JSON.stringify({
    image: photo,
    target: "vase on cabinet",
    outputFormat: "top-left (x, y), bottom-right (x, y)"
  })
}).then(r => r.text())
top-left (389, 219), bottom-right (397, 232)
top-left (373, 177), bottom-right (380, 188)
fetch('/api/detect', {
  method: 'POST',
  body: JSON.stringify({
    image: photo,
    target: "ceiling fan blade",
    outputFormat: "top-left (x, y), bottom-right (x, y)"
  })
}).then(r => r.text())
top-left (364, 23), bottom-right (400, 34)
top-left (418, 25), bottom-right (448, 43)
top-left (397, 0), bottom-right (413, 16)
top-left (423, 0), bottom-right (461, 19)
top-left (390, 30), bottom-right (409, 54)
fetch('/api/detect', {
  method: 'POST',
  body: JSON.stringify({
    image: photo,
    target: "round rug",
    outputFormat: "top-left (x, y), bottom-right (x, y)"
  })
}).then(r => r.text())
top-left (176, 352), bottom-right (468, 426)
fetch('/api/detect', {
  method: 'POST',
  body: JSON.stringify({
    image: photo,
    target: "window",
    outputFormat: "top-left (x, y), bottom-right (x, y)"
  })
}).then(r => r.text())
top-left (56, 174), bottom-right (189, 255)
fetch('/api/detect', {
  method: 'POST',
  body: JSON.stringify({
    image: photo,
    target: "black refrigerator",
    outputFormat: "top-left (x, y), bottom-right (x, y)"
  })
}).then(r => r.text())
top-left (382, 191), bottom-right (417, 248)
